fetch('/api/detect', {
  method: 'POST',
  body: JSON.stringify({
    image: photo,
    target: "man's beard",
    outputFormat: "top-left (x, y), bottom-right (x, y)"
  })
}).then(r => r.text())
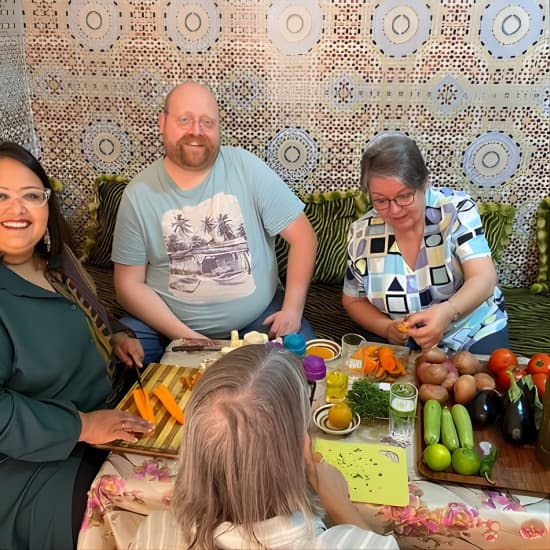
top-left (174, 134), bottom-right (219, 171)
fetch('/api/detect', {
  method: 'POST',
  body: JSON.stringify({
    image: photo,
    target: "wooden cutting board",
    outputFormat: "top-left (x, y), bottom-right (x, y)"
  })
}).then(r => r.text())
top-left (96, 362), bottom-right (201, 457)
top-left (415, 402), bottom-right (550, 497)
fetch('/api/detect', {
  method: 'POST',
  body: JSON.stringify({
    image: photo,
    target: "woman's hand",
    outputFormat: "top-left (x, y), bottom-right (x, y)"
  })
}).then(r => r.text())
top-left (78, 409), bottom-right (154, 444)
top-left (306, 459), bottom-right (350, 502)
top-left (305, 459), bottom-right (368, 528)
top-left (386, 319), bottom-right (409, 346)
top-left (112, 332), bottom-right (144, 367)
top-left (406, 303), bottom-right (454, 349)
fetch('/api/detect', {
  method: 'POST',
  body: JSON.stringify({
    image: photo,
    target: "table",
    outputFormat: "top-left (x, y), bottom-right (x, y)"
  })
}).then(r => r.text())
top-left (311, 364), bottom-right (550, 550)
top-left (77, 344), bottom-right (550, 550)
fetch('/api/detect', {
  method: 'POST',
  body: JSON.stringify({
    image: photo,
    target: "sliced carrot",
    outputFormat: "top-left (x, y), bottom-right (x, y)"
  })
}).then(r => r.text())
top-left (363, 345), bottom-right (380, 358)
top-left (385, 358), bottom-right (407, 377)
top-left (133, 388), bottom-right (155, 424)
top-left (378, 346), bottom-right (396, 371)
top-left (153, 384), bottom-right (184, 424)
top-left (394, 357), bottom-right (408, 375)
top-left (374, 365), bottom-right (386, 379)
top-left (363, 356), bottom-right (378, 375)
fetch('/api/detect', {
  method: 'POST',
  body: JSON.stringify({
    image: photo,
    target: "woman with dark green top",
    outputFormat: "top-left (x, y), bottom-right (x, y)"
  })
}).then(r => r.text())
top-left (0, 142), bottom-right (155, 550)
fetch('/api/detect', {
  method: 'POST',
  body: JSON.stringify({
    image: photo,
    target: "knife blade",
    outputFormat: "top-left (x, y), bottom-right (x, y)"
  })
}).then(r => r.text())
top-left (134, 364), bottom-right (146, 390)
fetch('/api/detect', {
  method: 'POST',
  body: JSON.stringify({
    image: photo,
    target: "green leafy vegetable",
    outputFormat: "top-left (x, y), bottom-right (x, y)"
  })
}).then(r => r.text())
top-left (346, 379), bottom-right (390, 420)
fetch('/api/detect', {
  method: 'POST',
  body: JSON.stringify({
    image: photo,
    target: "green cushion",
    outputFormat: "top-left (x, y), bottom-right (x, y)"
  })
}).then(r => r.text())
top-left (477, 202), bottom-right (515, 262)
top-left (530, 197), bottom-right (550, 295)
top-left (82, 175), bottom-right (129, 267)
top-left (501, 286), bottom-right (550, 355)
top-left (275, 191), bottom-right (370, 285)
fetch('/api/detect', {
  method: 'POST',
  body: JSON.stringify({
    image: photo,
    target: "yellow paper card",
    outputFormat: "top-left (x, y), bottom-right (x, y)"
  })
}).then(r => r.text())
top-left (313, 439), bottom-right (409, 506)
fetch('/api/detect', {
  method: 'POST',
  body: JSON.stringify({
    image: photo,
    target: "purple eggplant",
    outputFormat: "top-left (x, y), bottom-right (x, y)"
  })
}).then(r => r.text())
top-left (501, 371), bottom-right (536, 444)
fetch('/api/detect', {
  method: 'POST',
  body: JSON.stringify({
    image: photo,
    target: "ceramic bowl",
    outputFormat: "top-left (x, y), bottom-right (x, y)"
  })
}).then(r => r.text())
top-left (313, 404), bottom-right (360, 435)
top-left (306, 339), bottom-right (341, 362)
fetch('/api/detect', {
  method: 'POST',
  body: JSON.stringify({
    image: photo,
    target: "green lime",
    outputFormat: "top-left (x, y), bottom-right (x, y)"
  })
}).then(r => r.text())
top-left (451, 448), bottom-right (481, 475)
top-left (423, 443), bottom-right (452, 472)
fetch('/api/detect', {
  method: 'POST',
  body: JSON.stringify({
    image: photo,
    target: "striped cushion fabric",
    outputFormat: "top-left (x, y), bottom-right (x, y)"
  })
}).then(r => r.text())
top-left (83, 175), bottom-right (128, 267)
top-left (477, 202), bottom-right (515, 262)
top-left (276, 191), bottom-right (369, 285)
top-left (501, 286), bottom-right (550, 355)
top-left (530, 197), bottom-right (550, 295)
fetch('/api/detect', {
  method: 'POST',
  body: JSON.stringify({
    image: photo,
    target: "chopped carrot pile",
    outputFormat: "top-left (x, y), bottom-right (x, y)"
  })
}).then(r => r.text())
top-left (352, 345), bottom-right (408, 380)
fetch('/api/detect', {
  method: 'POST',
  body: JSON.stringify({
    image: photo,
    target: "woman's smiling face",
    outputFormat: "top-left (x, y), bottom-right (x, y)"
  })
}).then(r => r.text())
top-left (368, 176), bottom-right (425, 232)
top-left (0, 157), bottom-right (49, 263)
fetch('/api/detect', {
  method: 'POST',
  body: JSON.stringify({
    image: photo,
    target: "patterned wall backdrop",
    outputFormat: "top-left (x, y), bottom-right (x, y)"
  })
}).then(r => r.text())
top-left (0, 0), bottom-right (35, 150)
top-left (1, 0), bottom-right (549, 287)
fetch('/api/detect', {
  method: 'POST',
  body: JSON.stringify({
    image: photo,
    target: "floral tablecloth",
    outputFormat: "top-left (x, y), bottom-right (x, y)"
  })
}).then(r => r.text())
top-left (77, 447), bottom-right (549, 550)
top-left (78, 350), bottom-right (550, 550)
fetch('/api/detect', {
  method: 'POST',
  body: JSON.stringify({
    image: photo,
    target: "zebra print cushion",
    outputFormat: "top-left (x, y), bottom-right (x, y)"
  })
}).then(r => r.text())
top-left (275, 191), bottom-right (368, 285)
top-left (82, 175), bottom-right (129, 267)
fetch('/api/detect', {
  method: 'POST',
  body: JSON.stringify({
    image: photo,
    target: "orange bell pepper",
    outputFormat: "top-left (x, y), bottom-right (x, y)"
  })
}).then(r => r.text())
top-left (153, 384), bottom-right (185, 424)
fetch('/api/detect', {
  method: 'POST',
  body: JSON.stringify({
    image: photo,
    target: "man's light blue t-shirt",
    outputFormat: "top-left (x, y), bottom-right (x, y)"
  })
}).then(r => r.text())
top-left (112, 146), bottom-right (304, 337)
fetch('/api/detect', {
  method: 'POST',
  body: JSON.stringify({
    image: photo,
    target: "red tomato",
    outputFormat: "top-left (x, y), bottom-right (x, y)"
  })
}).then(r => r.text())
top-left (532, 373), bottom-right (548, 399)
top-left (487, 348), bottom-right (519, 375)
top-left (496, 365), bottom-right (526, 392)
top-left (527, 353), bottom-right (550, 375)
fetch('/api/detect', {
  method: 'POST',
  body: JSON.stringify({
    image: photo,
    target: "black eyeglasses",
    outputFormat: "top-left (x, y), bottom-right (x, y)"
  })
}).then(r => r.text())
top-left (371, 190), bottom-right (416, 211)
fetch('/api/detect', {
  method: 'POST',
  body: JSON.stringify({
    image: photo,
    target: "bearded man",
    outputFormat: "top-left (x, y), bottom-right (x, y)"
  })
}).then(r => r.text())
top-left (112, 82), bottom-right (317, 363)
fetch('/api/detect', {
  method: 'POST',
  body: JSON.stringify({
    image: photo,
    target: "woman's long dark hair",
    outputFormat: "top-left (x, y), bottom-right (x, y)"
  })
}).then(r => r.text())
top-left (0, 141), bottom-right (74, 259)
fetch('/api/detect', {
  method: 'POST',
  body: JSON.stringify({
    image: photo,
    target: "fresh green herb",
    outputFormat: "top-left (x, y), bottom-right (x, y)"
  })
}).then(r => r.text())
top-left (346, 379), bottom-right (390, 420)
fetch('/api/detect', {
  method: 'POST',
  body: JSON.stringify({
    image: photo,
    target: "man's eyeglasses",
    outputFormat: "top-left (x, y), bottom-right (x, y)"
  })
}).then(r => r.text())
top-left (0, 188), bottom-right (51, 208)
top-left (167, 113), bottom-right (218, 131)
top-left (371, 190), bottom-right (416, 211)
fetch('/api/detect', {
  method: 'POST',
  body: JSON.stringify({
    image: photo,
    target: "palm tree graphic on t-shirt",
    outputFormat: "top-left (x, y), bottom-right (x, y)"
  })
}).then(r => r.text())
top-left (163, 195), bottom-right (253, 297)
top-left (171, 214), bottom-right (192, 239)
top-left (201, 215), bottom-right (216, 241)
top-left (216, 213), bottom-right (237, 241)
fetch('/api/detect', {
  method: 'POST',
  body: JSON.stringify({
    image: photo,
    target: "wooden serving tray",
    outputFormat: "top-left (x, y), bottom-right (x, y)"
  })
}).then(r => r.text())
top-left (415, 402), bottom-right (550, 497)
top-left (95, 362), bottom-right (201, 458)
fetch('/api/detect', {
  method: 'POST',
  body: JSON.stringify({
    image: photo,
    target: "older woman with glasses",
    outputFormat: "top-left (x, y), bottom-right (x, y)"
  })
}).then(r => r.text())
top-left (343, 133), bottom-right (509, 354)
top-left (0, 142), bottom-right (154, 549)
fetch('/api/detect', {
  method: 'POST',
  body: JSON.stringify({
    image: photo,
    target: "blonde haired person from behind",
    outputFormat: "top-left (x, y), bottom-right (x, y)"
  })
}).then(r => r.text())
top-left (130, 344), bottom-right (399, 550)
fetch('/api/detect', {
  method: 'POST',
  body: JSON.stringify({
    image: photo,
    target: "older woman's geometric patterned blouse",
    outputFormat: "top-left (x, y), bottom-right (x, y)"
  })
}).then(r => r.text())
top-left (343, 187), bottom-right (507, 352)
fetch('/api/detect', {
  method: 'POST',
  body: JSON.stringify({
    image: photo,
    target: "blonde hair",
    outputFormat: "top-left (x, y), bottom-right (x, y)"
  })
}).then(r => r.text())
top-left (172, 344), bottom-right (317, 549)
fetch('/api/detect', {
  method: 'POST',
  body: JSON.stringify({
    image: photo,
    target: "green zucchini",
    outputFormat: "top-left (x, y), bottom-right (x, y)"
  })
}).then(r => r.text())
top-left (441, 406), bottom-right (460, 451)
top-left (451, 403), bottom-right (474, 449)
top-left (423, 399), bottom-right (441, 445)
